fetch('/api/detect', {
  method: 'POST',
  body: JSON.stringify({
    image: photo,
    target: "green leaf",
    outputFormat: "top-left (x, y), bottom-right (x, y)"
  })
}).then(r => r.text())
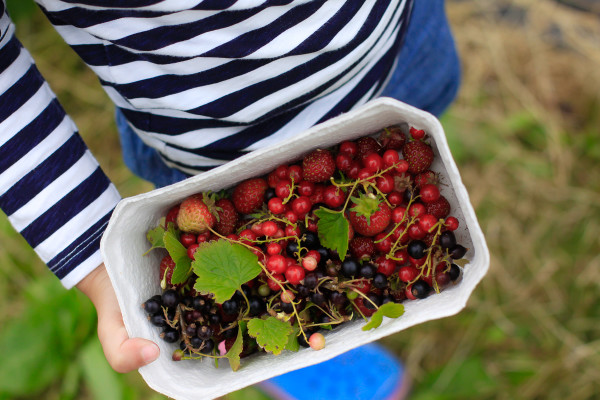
top-left (192, 240), bottom-right (261, 303)
top-left (453, 258), bottom-right (470, 268)
top-left (285, 326), bottom-right (300, 353)
top-left (314, 207), bottom-right (349, 260)
top-left (362, 302), bottom-right (405, 331)
top-left (144, 225), bottom-right (166, 255)
top-left (247, 317), bottom-right (293, 355)
top-left (164, 230), bottom-right (192, 284)
top-left (225, 321), bottom-right (246, 371)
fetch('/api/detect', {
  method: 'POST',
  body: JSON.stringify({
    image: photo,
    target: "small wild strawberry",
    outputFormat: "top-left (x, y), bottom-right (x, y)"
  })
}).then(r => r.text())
top-left (302, 149), bottom-right (336, 183)
top-left (232, 178), bottom-right (269, 214)
top-left (177, 193), bottom-right (219, 234)
top-left (402, 140), bottom-right (434, 174)
top-left (214, 198), bottom-right (239, 236)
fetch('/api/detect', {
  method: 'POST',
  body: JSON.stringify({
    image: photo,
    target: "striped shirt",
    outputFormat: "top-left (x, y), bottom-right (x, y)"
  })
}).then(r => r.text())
top-left (0, 0), bottom-right (413, 288)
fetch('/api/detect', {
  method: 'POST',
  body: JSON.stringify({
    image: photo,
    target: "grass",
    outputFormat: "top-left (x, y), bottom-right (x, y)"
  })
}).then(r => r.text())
top-left (1, 1), bottom-right (599, 399)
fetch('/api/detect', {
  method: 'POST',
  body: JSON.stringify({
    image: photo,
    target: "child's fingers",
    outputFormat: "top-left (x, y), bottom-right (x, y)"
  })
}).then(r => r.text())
top-left (97, 312), bottom-right (160, 373)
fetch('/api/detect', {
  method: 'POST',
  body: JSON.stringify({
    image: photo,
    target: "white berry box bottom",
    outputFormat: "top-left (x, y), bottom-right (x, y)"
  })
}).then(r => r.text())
top-left (101, 97), bottom-right (490, 400)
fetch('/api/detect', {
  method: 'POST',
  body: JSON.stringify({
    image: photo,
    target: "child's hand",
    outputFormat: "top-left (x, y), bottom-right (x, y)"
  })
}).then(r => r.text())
top-left (77, 264), bottom-right (160, 373)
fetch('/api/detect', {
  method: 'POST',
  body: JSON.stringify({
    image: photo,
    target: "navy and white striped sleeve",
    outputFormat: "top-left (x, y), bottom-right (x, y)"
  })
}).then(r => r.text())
top-left (0, 2), bottom-right (121, 288)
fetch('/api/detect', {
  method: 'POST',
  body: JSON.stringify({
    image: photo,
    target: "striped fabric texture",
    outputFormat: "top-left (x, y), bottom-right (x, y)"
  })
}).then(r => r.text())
top-left (0, 0), bottom-right (413, 287)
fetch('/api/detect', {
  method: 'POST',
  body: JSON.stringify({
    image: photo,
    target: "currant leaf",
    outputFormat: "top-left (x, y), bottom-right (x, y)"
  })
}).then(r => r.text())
top-left (247, 317), bottom-right (293, 355)
top-left (285, 325), bottom-right (300, 353)
top-left (163, 230), bottom-right (192, 285)
top-left (144, 225), bottom-right (166, 255)
top-left (225, 320), bottom-right (246, 371)
top-left (313, 207), bottom-right (349, 260)
top-left (362, 302), bottom-right (405, 331)
top-left (192, 240), bottom-right (261, 303)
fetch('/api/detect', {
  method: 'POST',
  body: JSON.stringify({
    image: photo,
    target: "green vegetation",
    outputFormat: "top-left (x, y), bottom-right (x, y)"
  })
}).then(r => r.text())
top-left (1, 1), bottom-right (599, 399)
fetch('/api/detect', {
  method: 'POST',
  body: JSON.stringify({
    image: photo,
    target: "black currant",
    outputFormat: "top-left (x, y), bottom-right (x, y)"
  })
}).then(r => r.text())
top-left (364, 293), bottom-right (382, 310)
top-left (162, 289), bottom-right (179, 308)
top-left (360, 263), bottom-right (376, 279)
top-left (222, 298), bottom-right (240, 315)
top-left (264, 187), bottom-right (276, 202)
top-left (200, 339), bottom-right (215, 354)
top-left (310, 292), bottom-right (326, 307)
top-left (280, 301), bottom-right (294, 314)
top-left (296, 285), bottom-right (310, 299)
top-left (411, 280), bottom-right (430, 299)
top-left (303, 273), bottom-right (319, 289)
top-left (341, 258), bottom-right (360, 278)
top-left (197, 325), bottom-right (213, 340)
top-left (192, 297), bottom-right (209, 312)
top-left (450, 244), bottom-right (467, 259)
top-left (185, 324), bottom-right (197, 337)
top-left (222, 324), bottom-right (238, 339)
top-left (449, 263), bottom-right (461, 281)
top-left (286, 242), bottom-right (300, 258)
top-left (190, 336), bottom-right (203, 349)
top-left (407, 240), bottom-right (427, 259)
top-left (403, 187), bottom-right (419, 203)
top-left (149, 313), bottom-right (166, 327)
top-left (372, 273), bottom-right (388, 289)
top-left (248, 296), bottom-right (266, 316)
top-left (142, 297), bottom-right (162, 315)
top-left (302, 231), bottom-right (320, 249)
top-left (329, 291), bottom-right (347, 307)
top-left (316, 247), bottom-right (330, 265)
top-left (161, 327), bottom-right (180, 343)
top-left (439, 231), bottom-right (457, 249)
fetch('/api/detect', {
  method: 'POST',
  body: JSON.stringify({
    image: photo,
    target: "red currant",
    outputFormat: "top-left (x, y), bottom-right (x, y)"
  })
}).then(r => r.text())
top-left (391, 206), bottom-right (406, 223)
top-left (393, 249), bottom-right (409, 265)
top-left (374, 232), bottom-right (392, 253)
top-left (418, 214), bottom-right (438, 233)
top-left (267, 273), bottom-right (284, 291)
top-left (266, 242), bottom-right (282, 255)
top-left (408, 223), bottom-right (426, 240)
top-left (382, 149), bottom-right (400, 168)
top-left (394, 159), bottom-right (409, 174)
top-left (399, 265), bottom-right (419, 282)
top-left (302, 255), bottom-right (318, 271)
top-left (420, 184), bottom-right (440, 203)
top-left (275, 178), bottom-right (293, 199)
top-left (445, 216), bottom-right (459, 231)
top-left (275, 165), bottom-right (289, 179)
top-left (362, 152), bottom-right (383, 171)
top-left (376, 256), bottom-right (396, 276)
top-left (339, 140), bottom-right (358, 157)
top-left (336, 153), bottom-right (352, 172)
top-left (409, 203), bottom-right (426, 217)
top-left (262, 220), bottom-right (279, 237)
top-left (180, 233), bottom-right (197, 247)
top-left (187, 244), bottom-right (199, 259)
top-left (285, 224), bottom-right (301, 237)
top-left (297, 180), bottom-right (315, 196)
top-left (376, 173), bottom-right (394, 193)
top-left (291, 196), bottom-right (312, 217)
top-left (285, 265), bottom-right (305, 285)
top-left (347, 160), bottom-right (361, 179)
top-left (268, 197), bottom-right (286, 214)
top-left (165, 205), bottom-right (179, 227)
top-left (266, 254), bottom-right (287, 274)
top-left (284, 210), bottom-right (299, 224)
top-left (323, 185), bottom-right (345, 208)
top-left (288, 165), bottom-right (303, 182)
top-left (409, 127), bottom-right (425, 140)
top-left (388, 191), bottom-right (403, 206)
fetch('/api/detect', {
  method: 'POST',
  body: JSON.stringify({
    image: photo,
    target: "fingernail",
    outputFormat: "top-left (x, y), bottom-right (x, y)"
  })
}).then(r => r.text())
top-left (141, 344), bottom-right (159, 364)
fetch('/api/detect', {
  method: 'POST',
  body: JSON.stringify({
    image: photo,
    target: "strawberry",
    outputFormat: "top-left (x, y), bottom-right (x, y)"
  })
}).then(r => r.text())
top-left (348, 193), bottom-right (392, 237)
top-left (425, 195), bottom-right (451, 219)
top-left (159, 255), bottom-right (176, 287)
top-left (402, 140), bottom-right (434, 174)
top-left (356, 136), bottom-right (382, 162)
top-left (349, 236), bottom-right (375, 260)
top-left (414, 170), bottom-right (438, 187)
top-left (302, 149), bottom-right (335, 183)
top-left (177, 193), bottom-right (218, 234)
top-left (214, 198), bottom-right (239, 236)
top-left (232, 178), bottom-right (268, 214)
top-left (379, 126), bottom-right (406, 150)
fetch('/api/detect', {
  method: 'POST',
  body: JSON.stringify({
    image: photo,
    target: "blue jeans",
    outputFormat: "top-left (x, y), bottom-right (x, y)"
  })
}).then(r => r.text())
top-left (117, 0), bottom-right (460, 187)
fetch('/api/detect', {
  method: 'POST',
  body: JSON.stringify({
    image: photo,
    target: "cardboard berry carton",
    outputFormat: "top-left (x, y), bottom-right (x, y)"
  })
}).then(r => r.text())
top-left (100, 97), bottom-right (490, 400)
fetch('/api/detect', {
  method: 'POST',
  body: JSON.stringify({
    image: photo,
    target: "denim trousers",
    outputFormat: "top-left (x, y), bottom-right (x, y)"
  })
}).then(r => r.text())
top-left (116, 0), bottom-right (461, 188)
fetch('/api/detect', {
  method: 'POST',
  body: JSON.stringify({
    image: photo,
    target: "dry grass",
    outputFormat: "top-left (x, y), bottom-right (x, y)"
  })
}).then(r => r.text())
top-left (1, 0), bottom-right (599, 399)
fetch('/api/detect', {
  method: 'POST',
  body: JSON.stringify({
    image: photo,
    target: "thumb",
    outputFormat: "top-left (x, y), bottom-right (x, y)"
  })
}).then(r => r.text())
top-left (97, 309), bottom-right (160, 373)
